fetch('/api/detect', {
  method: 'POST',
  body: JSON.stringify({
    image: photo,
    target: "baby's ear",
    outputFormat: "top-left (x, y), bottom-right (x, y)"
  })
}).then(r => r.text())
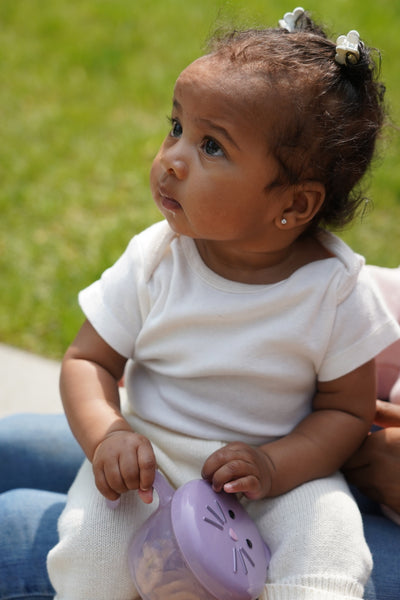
top-left (278, 181), bottom-right (325, 229)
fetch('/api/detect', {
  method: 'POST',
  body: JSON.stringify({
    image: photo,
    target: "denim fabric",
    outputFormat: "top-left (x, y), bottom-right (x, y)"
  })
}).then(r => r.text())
top-left (0, 414), bottom-right (84, 494)
top-left (0, 414), bottom-right (83, 599)
top-left (363, 511), bottom-right (400, 600)
top-left (0, 488), bottom-right (65, 599)
top-left (0, 414), bottom-right (399, 599)
top-left (351, 486), bottom-right (400, 600)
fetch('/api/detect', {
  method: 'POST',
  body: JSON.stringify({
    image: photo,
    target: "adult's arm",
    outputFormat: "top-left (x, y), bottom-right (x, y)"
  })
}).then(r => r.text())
top-left (343, 400), bottom-right (400, 513)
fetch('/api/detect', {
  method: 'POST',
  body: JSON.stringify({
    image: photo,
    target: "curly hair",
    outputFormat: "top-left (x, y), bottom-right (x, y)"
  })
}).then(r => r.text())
top-left (208, 11), bottom-right (386, 230)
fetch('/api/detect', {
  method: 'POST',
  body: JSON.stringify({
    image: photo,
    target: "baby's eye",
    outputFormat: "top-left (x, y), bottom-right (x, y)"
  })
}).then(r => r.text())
top-left (202, 137), bottom-right (225, 157)
top-left (169, 118), bottom-right (182, 138)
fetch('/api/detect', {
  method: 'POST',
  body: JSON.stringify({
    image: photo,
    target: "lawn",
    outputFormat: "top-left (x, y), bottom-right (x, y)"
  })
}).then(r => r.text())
top-left (1, 0), bottom-right (399, 359)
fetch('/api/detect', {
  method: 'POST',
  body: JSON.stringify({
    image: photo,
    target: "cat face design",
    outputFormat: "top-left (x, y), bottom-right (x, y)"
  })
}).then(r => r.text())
top-left (171, 479), bottom-right (270, 600)
top-left (203, 497), bottom-right (257, 576)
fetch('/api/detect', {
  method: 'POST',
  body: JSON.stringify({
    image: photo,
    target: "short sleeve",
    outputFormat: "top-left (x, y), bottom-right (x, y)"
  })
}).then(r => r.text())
top-left (318, 267), bottom-right (400, 381)
top-left (78, 236), bottom-right (146, 358)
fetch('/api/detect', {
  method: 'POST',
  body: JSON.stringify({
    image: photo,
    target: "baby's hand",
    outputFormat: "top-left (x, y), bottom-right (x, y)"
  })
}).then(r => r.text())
top-left (201, 441), bottom-right (275, 500)
top-left (92, 430), bottom-right (156, 504)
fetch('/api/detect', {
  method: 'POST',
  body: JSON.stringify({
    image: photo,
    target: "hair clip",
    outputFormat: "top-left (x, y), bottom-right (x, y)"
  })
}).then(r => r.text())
top-left (335, 30), bottom-right (360, 65)
top-left (279, 7), bottom-right (305, 32)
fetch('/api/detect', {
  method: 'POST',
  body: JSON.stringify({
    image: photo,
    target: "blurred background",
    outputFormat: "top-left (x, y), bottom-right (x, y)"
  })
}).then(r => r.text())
top-left (1, 0), bottom-right (399, 360)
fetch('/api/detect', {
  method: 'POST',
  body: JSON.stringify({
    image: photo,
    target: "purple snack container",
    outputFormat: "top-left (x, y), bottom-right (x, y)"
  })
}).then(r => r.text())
top-left (128, 471), bottom-right (271, 600)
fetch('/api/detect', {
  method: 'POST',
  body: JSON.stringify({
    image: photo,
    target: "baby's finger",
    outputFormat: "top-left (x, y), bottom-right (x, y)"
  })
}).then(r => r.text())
top-left (209, 459), bottom-right (254, 493)
top-left (138, 488), bottom-right (154, 504)
top-left (224, 474), bottom-right (261, 499)
top-left (94, 467), bottom-right (120, 501)
top-left (118, 452), bottom-right (140, 491)
top-left (137, 440), bottom-right (157, 493)
top-left (103, 460), bottom-right (129, 495)
top-left (201, 447), bottom-right (231, 482)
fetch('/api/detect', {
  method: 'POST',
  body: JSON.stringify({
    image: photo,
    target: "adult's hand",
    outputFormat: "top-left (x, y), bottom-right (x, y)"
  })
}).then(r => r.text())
top-left (373, 399), bottom-right (400, 428)
top-left (343, 400), bottom-right (400, 513)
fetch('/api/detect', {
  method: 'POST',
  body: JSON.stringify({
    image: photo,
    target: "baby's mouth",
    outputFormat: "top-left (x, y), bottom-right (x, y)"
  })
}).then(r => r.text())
top-left (162, 196), bottom-right (181, 210)
top-left (159, 188), bottom-right (182, 211)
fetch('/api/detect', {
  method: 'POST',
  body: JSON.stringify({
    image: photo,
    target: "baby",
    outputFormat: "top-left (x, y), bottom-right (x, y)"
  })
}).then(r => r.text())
top-left (47, 7), bottom-right (400, 600)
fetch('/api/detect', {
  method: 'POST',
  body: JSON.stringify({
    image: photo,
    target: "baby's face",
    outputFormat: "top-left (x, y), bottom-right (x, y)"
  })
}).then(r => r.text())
top-left (150, 55), bottom-right (290, 260)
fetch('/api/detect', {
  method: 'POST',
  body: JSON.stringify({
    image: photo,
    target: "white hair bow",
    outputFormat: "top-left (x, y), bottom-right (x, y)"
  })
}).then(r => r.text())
top-left (335, 30), bottom-right (360, 65)
top-left (279, 7), bottom-right (305, 32)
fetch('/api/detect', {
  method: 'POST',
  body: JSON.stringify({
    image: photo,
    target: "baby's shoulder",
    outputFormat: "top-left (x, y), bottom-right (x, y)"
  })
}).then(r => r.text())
top-left (132, 220), bottom-right (177, 282)
top-left (302, 230), bottom-right (365, 301)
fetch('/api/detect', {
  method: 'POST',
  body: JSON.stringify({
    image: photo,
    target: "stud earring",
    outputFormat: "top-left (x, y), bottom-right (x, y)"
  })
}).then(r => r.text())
top-left (281, 217), bottom-right (287, 225)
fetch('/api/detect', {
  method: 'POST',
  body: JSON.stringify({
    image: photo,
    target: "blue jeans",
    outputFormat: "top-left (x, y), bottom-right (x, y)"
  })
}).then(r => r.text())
top-left (0, 414), bottom-right (84, 600)
top-left (0, 414), bottom-right (399, 600)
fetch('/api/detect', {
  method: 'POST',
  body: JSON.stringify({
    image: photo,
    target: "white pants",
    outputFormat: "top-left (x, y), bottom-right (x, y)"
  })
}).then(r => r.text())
top-left (47, 415), bottom-right (372, 600)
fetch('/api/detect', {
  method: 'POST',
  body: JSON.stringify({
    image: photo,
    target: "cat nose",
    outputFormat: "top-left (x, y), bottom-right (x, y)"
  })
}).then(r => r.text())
top-left (229, 527), bottom-right (238, 542)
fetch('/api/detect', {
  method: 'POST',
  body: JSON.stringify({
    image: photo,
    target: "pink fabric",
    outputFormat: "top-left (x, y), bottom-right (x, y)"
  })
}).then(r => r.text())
top-left (367, 266), bottom-right (400, 403)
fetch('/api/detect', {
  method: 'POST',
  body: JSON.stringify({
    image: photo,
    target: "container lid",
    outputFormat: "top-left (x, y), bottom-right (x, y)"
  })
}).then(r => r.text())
top-left (171, 479), bottom-right (270, 600)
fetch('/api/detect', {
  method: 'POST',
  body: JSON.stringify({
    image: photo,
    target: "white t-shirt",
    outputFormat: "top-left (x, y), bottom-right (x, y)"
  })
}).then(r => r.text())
top-left (79, 220), bottom-right (400, 444)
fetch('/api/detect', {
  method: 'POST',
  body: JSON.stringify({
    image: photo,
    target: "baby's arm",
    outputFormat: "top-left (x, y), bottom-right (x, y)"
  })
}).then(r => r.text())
top-left (202, 360), bottom-right (376, 500)
top-left (60, 319), bottom-right (156, 503)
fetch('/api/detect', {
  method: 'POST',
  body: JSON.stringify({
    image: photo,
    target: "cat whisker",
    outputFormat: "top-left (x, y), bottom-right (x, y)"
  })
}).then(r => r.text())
top-left (238, 548), bottom-right (248, 575)
top-left (233, 547), bottom-right (238, 573)
top-left (240, 547), bottom-right (255, 568)
top-left (215, 500), bottom-right (227, 523)
top-left (203, 517), bottom-right (224, 531)
top-left (206, 504), bottom-right (225, 526)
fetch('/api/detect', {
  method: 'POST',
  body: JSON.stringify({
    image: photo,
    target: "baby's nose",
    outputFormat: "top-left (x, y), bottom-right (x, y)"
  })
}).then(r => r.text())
top-left (161, 143), bottom-right (188, 180)
top-left (166, 160), bottom-right (187, 178)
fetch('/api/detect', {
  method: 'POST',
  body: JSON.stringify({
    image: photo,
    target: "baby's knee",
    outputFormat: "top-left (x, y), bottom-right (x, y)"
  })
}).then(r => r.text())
top-left (47, 492), bottom-right (146, 600)
top-left (47, 461), bottom-right (154, 600)
top-left (246, 474), bottom-right (372, 597)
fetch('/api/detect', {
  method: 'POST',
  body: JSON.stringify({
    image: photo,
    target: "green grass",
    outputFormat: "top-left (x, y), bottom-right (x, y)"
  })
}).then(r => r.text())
top-left (1, 0), bottom-right (400, 359)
